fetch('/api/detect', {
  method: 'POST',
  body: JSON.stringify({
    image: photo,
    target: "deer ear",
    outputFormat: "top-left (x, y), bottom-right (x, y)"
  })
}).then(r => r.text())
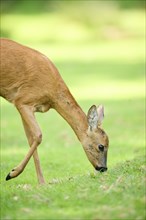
top-left (87, 105), bottom-right (104, 130)
top-left (87, 105), bottom-right (98, 130)
top-left (96, 104), bottom-right (104, 126)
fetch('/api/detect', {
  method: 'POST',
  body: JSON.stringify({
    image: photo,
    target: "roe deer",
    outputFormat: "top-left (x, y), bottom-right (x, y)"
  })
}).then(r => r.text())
top-left (0, 38), bottom-right (109, 184)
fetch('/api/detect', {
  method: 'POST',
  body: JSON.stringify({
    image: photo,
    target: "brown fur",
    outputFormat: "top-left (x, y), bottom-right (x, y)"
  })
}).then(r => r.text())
top-left (0, 39), bottom-right (109, 184)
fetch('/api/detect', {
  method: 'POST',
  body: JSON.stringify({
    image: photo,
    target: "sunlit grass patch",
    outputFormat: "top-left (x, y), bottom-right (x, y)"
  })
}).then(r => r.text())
top-left (71, 80), bottom-right (145, 100)
top-left (1, 8), bottom-right (145, 44)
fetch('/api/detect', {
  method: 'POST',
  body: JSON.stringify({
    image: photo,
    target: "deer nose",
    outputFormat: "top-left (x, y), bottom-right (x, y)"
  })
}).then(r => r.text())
top-left (95, 166), bottom-right (108, 172)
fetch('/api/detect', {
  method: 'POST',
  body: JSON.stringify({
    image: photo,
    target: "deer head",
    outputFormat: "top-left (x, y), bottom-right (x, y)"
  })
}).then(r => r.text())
top-left (83, 105), bottom-right (109, 172)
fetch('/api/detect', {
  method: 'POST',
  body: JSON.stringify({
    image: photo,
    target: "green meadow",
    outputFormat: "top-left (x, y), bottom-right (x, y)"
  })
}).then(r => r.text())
top-left (0, 1), bottom-right (145, 219)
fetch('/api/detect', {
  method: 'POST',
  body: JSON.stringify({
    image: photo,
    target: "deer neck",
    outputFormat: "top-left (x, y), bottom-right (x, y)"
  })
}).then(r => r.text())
top-left (54, 90), bottom-right (88, 142)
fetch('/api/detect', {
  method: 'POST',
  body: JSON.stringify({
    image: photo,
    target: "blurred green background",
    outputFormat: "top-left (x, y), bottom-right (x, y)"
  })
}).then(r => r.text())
top-left (1, 0), bottom-right (145, 159)
top-left (0, 1), bottom-right (145, 219)
top-left (1, 0), bottom-right (145, 102)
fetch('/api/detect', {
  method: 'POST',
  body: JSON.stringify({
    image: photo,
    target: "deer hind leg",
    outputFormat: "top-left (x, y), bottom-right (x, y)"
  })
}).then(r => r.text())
top-left (6, 104), bottom-right (45, 184)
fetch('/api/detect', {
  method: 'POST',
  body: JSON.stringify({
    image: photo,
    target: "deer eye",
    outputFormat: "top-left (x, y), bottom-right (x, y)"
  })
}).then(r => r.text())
top-left (98, 144), bottom-right (104, 152)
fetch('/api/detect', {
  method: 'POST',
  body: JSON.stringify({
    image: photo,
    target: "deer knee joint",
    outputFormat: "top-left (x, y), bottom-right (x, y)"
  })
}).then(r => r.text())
top-left (33, 133), bottom-right (42, 145)
top-left (38, 133), bottom-right (42, 144)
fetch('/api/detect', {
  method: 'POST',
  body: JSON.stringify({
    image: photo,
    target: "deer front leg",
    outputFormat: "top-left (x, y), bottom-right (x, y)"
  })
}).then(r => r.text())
top-left (21, 118), bottom-right (45, 184)
top-left (6, 104), bottom-right (45, 184)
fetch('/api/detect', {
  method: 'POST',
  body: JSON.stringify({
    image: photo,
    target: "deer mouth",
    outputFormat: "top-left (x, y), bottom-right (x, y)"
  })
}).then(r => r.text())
top-left (95, 166), bottom-right (107, 172)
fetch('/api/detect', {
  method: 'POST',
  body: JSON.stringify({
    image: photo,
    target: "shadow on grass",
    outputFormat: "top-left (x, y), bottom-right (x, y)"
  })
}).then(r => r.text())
top-left (56, 60), bottom-right (145, 84)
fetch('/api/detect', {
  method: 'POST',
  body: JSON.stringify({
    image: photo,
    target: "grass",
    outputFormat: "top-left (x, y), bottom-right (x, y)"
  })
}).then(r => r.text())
top-left (0, 6), bottom-right (145, 220)
top-left (0, 154), bottom-right (145, 219)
